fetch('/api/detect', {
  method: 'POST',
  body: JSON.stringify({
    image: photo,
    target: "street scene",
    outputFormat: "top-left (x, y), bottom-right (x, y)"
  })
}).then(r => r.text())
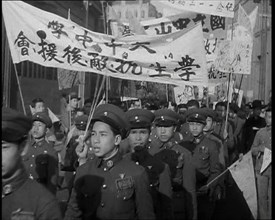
top-left (2, 0), bottom-right (271, 220)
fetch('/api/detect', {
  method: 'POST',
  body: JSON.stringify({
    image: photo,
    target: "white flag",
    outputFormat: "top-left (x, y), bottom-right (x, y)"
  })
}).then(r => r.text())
top-left (228, 151), bottom-right (257, 219)
top-left (249, 6), bottom-right (258, 33)
top-left (260, 147), bottom-right (272, 174)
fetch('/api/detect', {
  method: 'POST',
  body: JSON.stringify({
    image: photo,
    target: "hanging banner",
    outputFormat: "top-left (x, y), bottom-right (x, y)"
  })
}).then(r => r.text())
top-left (2, 1), bottom-right (208, 86)
top-left (158, 0), bottom-right (235, 18)
top-left (214, 39), bottom-right (253, 75)
top-left (110, 8), bottom-right (230, 84)
top-left (174, 85), bottom-right (205, 104)
top-left (57, 68), bottom-right (83, 90)
top-left (228, 151), bottom-right (257, 220)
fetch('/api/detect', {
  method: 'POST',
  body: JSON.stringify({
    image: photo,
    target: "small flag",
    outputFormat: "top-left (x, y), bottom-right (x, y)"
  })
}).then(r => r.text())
top-left (228, 151), bottom-right (257, 219)
top-left (249, 6), bottom-right (258, 32)
top-left (260, 147), bottom-right (271, 174)
top-left (83, 0), bottom-right (89, 11)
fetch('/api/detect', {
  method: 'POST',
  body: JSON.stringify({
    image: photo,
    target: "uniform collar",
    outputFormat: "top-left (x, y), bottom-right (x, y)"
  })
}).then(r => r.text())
top-left (32, 138), bottom-right (47, 147)
top-left (2, 168), bottom-right (28, 198)
top-left (95, 150), bottom-right (122, 171)
top-left (158, 136), bottom-right (178, 149)
top-left (192, 134), bottom-right (205, 144)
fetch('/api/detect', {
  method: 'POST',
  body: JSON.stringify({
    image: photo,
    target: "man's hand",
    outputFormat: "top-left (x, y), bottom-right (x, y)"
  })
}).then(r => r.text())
top-left (223, 129), bottom-right (228, 140)
top-left (75, 134), bottom-right (90, 159)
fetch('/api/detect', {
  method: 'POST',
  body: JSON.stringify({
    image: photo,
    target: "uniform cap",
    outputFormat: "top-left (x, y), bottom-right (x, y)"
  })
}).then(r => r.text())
top-left (186, 108), bottom-right (207, 125)
top-left (2, 107), bottom-right (32, 142)
top-left (126, 109), bottom-right (155, 129)
top-left (75, 115), bottom-right (88, 131)
top-left (154, 109), bottom-right (180, 127)
top-left (91, 104), bottom-right (130, 139)
top-left (32, 112), bottom-right (52, 128)
top-left (203, 108), bottom-right (219, 121)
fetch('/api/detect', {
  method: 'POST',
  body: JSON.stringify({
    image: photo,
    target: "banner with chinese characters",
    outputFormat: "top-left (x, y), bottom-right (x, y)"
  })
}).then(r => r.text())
top-left (174, 85), bottom-right (207, 104)
top-left (109, 8), bottom-right (230, 83)
top-left (160, 0), bottom-right (235, 18)
top-left (3, 1), bottom-right (208, 86)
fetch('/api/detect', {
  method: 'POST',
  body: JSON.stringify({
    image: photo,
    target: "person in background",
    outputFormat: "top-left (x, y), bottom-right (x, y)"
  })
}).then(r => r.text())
top-left (23, 112), bottom-right (59, 195)
top-left (2, 107), bottom-right (62, 220)
top-left (214, 102), bottom-right (234, 166)
top-left (179, 99), bottom-right (200, 142)
top-left (149, 109), bottom-right (197, 220)
top-left (60, 115), bottom-right (89, 197)
top-left (228, 103), bottom-right (246, 163)
top-left (251, 106), bottom-right (272, 220)
top-left (65, 104), bottom-right (155, 220)
top-left (178, 103), bottom-right (188, 116)
top-left (60, 92), bottom-right (81, 133)
top-left (183, 108), bottom-right (222, 220)
top-left (124, 108), bottom-right (173, 220)
top-left (83, 98), bottom-right (93, 115)
top-left (241, 100), bottom-right (266, 154)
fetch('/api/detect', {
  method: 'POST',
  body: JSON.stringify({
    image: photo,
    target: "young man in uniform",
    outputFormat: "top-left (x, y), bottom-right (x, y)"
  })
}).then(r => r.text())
top-left (23, 112), bottom-right (59, 195)
top-left (124, 108), bottom-right (173, 220)
top-left (2, 107), bottom-right (62, 220)
top-left (184, 108), bottom-right (222, 220)
top-left (251, 106), bottom-right (272, 219)
top-left (149, 109), bottom-right (197, 220)
top-left (65, 104), bottom-right (155, 220)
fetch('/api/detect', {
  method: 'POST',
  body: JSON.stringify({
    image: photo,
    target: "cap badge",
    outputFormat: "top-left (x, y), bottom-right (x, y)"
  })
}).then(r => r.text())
top-left (107, 160), bottom-right (113, 168)
top-left (147, 166), bottom-right (152, 170)
top-left (161, 116), bottom-right (164, 120)
top-left (119, 173), bottom-right (125, 179)
top-left (195, 113), bottom-right (199, 118)
top-left (104, 112), bottom-right (108, 116)
top-left (135, 116), bottom-right (139, 122)
top-left (3, 184), bottom-right (12, 195)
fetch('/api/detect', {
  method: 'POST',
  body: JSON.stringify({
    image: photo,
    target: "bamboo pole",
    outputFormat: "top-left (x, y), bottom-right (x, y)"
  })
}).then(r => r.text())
top-left (13, 63), bottom-right (26, 115)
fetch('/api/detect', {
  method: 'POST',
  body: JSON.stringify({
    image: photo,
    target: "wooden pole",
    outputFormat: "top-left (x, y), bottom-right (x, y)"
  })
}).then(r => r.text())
top-left (13, 63), bottom-right (26, 115)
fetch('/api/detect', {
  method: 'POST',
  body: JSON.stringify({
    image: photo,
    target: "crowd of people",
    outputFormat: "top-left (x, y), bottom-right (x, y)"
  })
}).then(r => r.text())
top-left (2, 92), bottom-right (272, 220)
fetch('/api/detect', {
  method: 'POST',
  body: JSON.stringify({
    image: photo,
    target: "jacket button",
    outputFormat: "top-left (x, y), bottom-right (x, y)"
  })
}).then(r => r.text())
top-left (103, 168), bottom-right (107, 171)
top-left (101, 202), bottom-right (105, 207)
top-left (102, 184), bottom-right (107, 189)
top-left (123, 197), bottom-right (126, 200)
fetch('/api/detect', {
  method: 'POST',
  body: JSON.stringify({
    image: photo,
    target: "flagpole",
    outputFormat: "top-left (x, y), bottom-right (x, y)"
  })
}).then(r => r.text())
top-left (13, 63), bottom-right (26, 115)
top-left (101, 0), bottom-right (109, 103)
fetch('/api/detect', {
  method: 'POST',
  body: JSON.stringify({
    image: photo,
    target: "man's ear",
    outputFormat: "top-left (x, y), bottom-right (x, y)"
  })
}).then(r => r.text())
top-left (114, 135), bottom-right (122, 146)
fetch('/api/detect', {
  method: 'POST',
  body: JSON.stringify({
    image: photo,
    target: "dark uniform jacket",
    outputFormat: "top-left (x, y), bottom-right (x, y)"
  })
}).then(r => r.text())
top-left (187, 135), bottom-right (222, 188)
top-left (22, 138), bottom-right (59, 194)
top-left (149, 135), bottom-right (197, 220)
top-left (2, 168), bottom-right (62, 220)
top-left (123, 148), bottom-right (173, 220)
top-left (64, 152), bottom-right (155, 220)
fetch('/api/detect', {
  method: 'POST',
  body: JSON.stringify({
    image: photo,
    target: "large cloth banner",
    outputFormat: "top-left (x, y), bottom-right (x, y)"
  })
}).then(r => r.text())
top-left (109, 8), bottom-right (231, 84)
top-left (2, 1), bottom-right (208, 86)
top-left (228, 151), bottom-right (257, 219)
top-left (158, 0), bottom-right (235, 18)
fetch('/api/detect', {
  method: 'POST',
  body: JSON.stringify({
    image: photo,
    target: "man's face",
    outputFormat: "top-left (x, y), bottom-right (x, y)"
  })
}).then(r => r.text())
top-left (70, 98), bottom-right (79, 109)
top-left (84, 102), bottom-right (92, 114)
top-left (215, 105), bottom-right (226, 118)
top-left (91, 121), bottom-right (121, 158)
top-left (2, 141), bottom-right (22, 178)
top-left (31, 121), bottom-right (47, 139)
top-left (203, 117), bottom-right (214, 132)
top-left (34, 102), bottom-right (45, 113)
top-left (128, 128), bottom-right (150, 152)
top-left (253, 108), bottom-right (261, 116)
top-left (265, 111), bottom-right (272, 126)
top-left (156, 125), bottom-right (175, 143)
top-left (188, 122), bottom-right (205, 137)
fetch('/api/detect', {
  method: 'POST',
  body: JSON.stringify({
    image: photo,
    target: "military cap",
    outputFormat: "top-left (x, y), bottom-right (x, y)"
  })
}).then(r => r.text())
top-left (252, 100), bottom-right (266, 109)
top-left (91, 104), bottom-right (130, 139)
top-left (229, 103), bottom-right (240, 113)
top-left (126, 109), bottom-right (155, 129)
top-left (185, 108), bottom-right (207, 125)
top-left (203, 108), bottom-right (219, 121)
top-left (154, 109), bottom-right (180, 127)
top-left (32, 112), bottom-right (52, 128)
top-left (75, 115), bottom-right (88, 131)
top-left (2, 107), bottom-right (32, 142)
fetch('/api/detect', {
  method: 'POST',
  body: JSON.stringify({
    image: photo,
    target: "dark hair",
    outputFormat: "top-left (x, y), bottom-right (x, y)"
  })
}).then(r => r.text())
top-left (187, 99), bottom-right (199, 109)
top-left (31, 98), bottom-right (44, 108)
top-left (84, 98), bottom-right (93, 105)
top-left (215, 101), bottom-right (227, 110)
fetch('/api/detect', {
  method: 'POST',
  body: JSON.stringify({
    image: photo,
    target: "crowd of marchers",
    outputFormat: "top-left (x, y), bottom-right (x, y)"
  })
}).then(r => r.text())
top-left (2, 92), bottom-right (272, 220)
